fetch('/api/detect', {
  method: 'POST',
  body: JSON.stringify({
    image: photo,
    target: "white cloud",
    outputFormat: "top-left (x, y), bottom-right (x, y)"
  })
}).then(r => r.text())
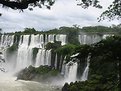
top-left (0, 0), bottom-right (120, 32)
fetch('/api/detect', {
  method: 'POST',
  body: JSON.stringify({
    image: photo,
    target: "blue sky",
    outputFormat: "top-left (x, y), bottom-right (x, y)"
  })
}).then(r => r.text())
top-left (0, 0), bottom-right (120, 32)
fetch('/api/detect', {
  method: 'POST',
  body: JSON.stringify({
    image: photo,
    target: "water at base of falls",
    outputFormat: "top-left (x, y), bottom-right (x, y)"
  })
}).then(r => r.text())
top-left (0, 73), bottom-right (61, 91)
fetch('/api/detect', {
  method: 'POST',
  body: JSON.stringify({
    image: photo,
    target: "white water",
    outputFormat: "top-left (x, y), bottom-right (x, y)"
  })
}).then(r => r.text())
top-left (35, 49), bottom-right (51, 67)
top-left (56, 34), bottom-right (66, 45)
top-left (48, 34), bottom-right (55, 43)
top-left (0, 73), bottom-right (60, 91)
top-left (15, 34), bottom-right (67, 71)
top-left (30, 34), bottom-right (40, 48)
top-left (15, 34), bottom-right (54, 71)
top-left (64, 61), bottom-right (78, 83)
top-left (0, 34), bottom-right (94, 82)
top-left (81, 54), bottom-right (91, 81)
top-left (0, 33), bottom-right (60, 90)
top-left (78, 34), bottom-right (102, 44)
top-left (16, 35), bottom-right (31, 71)
top-left (0, 35), bottom-right (14, 48)
top-left (78, 34), bottom-right (113, 44)
top-left (0, 34), bottom-right (66, 71)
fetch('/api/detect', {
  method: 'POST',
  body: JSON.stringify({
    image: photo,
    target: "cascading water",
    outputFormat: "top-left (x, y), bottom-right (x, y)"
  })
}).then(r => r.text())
top-left (78, 34), bottom-right (102, 44)
top-left (35, 49), bottom-right (44, 67)
top-left (54, 53), bottom-right (58, 69)
top-left (0, 34), bottom-right (64, 91)
top-left (45, 49), bottom-right (51, 66)
top-left (30, 34), bottom-right (40, 48)
top-left (0, 34), bottom-right (67, 79)
top-left (64, 61), bottom-right (78, 83)
top-left (16, 34), bottom-right (54, 71)
top-left (102, 34), bottom-right (111, 39)
top-left (0, 35), bottom-right (14, 48)
top-left (48, 34), bottom-right (55, 43)
top-left (56, 34), bottom-right (66, 45)
top-left (0, 33), bottom-right (112, 72)
top-left (16, 35), bottom-right (32, 71)
top-left (35, 49), bottom-right (51, 67)
top-left (81, 54), bottom-right (91, 81)
top-left (0, 33), bottom-right (103, 79)
top-left (78, 34), bottom-right (113, 44)
top-left (39, 34), bottom-right (44, 48)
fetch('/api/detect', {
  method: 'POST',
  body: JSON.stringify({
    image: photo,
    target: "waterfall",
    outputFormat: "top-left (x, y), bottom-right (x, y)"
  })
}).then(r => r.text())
top-left (78, 34), bottom-right (102, 44)
top-left (35, 49), bottom-right (51, 67)
top-left (64, 61), bottom-right (78, 83)
top-left (56, 34), bottom-right (66, 45)
top-left (54, 53), bottom-right (57, 69)
top-left (35, 49), bottom-right (46, 67)
top-left (78, 34), bottom-right (113, 45)
top-left (0, 51), bottom-right (6, 72)
top-left (39, 34), bottom-right (44, 48)
top-left (48, 34), bottom-right (55, 43)
top-left (16, 34), bottom-right (52, 70)
top-left (0, 35), bottom-right (14, 48)
top-left (81, 54), bottom-right (91, 81)
top-left (0, 34), bottom-right (67, 72)
top-left (102, 34), bottom-right (111, 39)
top-left (16, 35), bottom-right (32, 71)
top-left (45, 49), bottom-right (51, 66)
top-left (30, 34), bottom-right (40, 48)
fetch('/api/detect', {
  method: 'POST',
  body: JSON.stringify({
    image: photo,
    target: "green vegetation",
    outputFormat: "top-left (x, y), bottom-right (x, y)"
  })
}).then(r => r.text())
top-left (56, 44), bottom-right (78, 55)
top-left (62, 75), bottom-right (117, 91)
top-left (81, 26), bottom-right (121, 33)
top-left (82, 26), bottom-right (112, 32)
top-left (14, 28), bottom-right (42, 35)
top-left (45, 41), bottom-right (61, 50)
top-left (17, 65), bottom-right (60, 81)
top-left (23, 28), bottom-right (36, 34)
top-left (62, 36), bottom-right (121, 91)
top-left (5, 25), bottom-right (121, 38)
top-left (3, 26), bottom-right (121, 91)
top-left (46, 27), bottom-right (80, 45)
top-left (34, 65), bottom-right (59, 76)
top-left (55, 44), bottom-right (80, 63)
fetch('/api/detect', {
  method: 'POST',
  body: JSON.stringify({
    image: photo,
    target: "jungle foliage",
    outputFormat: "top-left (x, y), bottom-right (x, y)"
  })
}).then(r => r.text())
top-left (62, 36), bottom-right (121, 91)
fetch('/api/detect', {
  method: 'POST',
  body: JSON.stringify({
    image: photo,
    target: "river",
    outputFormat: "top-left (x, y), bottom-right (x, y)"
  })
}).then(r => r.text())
top-left (0, 73), bottom-right (61, 91)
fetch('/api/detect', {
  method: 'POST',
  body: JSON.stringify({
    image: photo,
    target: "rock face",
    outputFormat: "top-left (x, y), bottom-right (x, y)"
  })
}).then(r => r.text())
top-left (17, 65), bottom-right (62, 83)
top-left (17, 66), bottom-right (35, 80)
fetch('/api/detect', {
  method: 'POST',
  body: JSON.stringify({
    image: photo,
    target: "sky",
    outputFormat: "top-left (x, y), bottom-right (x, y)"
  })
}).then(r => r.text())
top-left (0, 0), bottom-right (120, 32)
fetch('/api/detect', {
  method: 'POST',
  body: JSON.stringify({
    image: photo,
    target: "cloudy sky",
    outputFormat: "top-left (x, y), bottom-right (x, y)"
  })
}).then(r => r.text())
top-left (0, 0), bottom-right (120, 32)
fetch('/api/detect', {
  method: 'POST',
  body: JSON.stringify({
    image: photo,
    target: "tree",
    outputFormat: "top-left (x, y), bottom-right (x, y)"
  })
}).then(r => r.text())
top-left (99, 0), bottom-right (121, 20)
top-left (0, 0), bottom-right (121, 90)
top-left (0, 0), bottom-right (55, 10)
top-left (77, 0), bottom-right (121, 20)
top-left (0, 0), bottom-right (121, 20)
